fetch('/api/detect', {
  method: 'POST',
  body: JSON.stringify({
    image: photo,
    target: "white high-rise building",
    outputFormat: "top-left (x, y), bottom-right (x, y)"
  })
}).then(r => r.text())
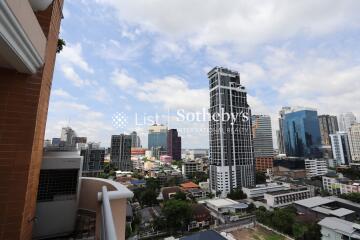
top-left (330, 132), bottom-right (352, 165)
top-left (349, 123), bottom-right (360, 162)
top-left (208, 67), bottom-right (255, 197)
top-left (338, 112), bottom-right (357, 132)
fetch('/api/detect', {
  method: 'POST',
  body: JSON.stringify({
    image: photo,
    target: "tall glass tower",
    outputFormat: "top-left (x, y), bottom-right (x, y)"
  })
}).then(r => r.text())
top-left (282, 107), bottom-right (322, 158)
top-left (208, 67), bottom-right (255, 197)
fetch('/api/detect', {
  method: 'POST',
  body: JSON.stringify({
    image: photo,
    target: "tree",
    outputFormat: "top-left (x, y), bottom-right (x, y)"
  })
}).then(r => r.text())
top-left (162, 200), bottom-right (193, 232)
top-left (139, 189), bottom-right (158, 207)
top-left (227, 188), bottom-right (247, 200)
top-left (340, 192), bottom-right (360, 203)
top-left (256, 171), bottom-right (267, 184)
top-left (56, 38), bottom-right (66, 53)
top-left (173, 191), bottom-right (187, 201)
top-left (146, 177), bottom-right (160, 190)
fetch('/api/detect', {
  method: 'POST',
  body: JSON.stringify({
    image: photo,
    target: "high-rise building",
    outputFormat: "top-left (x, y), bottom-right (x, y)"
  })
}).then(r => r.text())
top-left (130, 131), bottom-right (141, 148)
top-left (0, 1), bottom-right (63, 238)
top-left (282, 107), bottom-right (322, 158)
top-left (330, 132), bottom-right (352, 165)
top-left (349, 123), bottom-right (360, 162)
top-left (318, 115), bottom-right (339, 145)
top-left (167, 129), bottom-right (182, 160)
top-left (277, 107), bottom-right (292, 154)
top-left (80, 143), bottom-right (105, 173)
top-left (252, 115), bottom-right (274, 172)
top-left (208, 67), bottom-right (255, 197)
top-left (148, 124), bottom-right (168, 150)
top-left (111, 134), bottom-right (132, 171)
top-left (61, 127), bottom-right (77, 144)
top-left (338, 112), bottom-right (357, 132)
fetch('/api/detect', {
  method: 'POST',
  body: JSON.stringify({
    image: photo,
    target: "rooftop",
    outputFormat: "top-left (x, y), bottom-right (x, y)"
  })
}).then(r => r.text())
top-left (318, 217), bottom-right (360, 238)
top-left (294, 196), bottom-right (335, 208)
top-left (205, 198), bottom-right (240, 207)
top-left (180, 181), bottom-right (199, 189)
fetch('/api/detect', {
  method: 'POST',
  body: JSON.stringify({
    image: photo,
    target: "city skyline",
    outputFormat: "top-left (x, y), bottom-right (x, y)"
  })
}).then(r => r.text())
top-left (44, 1), bottom-right (360, 148)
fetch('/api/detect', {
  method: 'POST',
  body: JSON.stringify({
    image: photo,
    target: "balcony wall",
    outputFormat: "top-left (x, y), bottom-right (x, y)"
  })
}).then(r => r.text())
top-left (79, 177), bottom-right (133, 240)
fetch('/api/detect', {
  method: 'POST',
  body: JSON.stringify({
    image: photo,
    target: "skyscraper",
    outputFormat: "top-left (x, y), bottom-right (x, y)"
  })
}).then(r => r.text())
top-left (208, 67), bottom-right (255, 197)
top-left (80, 143), bottom-right (105, 173)
top-left (130, 131), bottom-right (141, 148)
top-left (148, 124), bottom-right (168, 150)
top-left (0, 1), bottom-right (63, 238)
top-left (330, 132), bottom-right (352, 165)
top-left (252, 115), bottom-right (274, 172)
top-left (349, 123), bottom-right (360, 162)
top-left (338, 112), bottom-right (357, 132)
top-left (277, 107), bottom-right (292, 154)
top-left (282, 107), bottom-right (322, 158)
top-left (111, 134), bottom-right (132, 171)
top-left (167, 129), bottom-right (182, 160)
top-left (61, 126), bottom-right (77, 144)
top-left (318, 115), bottom-right (339, 145)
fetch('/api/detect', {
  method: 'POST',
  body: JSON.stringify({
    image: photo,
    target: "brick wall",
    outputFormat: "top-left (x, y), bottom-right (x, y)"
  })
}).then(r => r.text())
top-left (0, 1), bottom-right (63, 239)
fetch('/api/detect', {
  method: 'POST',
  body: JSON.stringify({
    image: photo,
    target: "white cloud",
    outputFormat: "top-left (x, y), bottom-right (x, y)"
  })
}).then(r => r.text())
top-left (98, 39), bottom-right (146, 62)
top-left (111, 68), bottom-right (138, 89)
top-left (95, 0), bottom-right (360, 51)
top-left (60, 65), bottom-right (91, 87)
top-left (136, 76), bottom-right (209, 111)
top-left (52, 88), bottom-right (76, 99)
top-left (59, 43), bottom-right (94, 73)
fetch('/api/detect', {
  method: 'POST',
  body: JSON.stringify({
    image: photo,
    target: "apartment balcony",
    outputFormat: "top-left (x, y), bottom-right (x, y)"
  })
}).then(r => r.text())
top-left (78, 177), bottom-right (134, 240)
top-left (0, 0), bottom-right (54, 74)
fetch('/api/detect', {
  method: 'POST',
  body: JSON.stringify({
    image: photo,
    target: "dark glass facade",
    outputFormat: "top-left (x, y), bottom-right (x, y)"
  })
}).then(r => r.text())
top-left (167, 129), bottom-right (182, 160)
top-left (282, 109), bottom-right (322, 158)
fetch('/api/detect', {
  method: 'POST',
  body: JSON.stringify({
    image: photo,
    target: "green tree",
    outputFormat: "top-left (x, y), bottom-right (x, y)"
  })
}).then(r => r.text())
top-left (340, 192), bottom-right (360, 203)
top-left (256, 171), bottom-right (267, 184)
top-left (162, 200), bottom-right (193, 232)
top-left (173, 191), bottom-right (187, 201)
top-left (227, 188), bottom-right (247, 200)
top-left (139, 189), bottom-right (158, 207)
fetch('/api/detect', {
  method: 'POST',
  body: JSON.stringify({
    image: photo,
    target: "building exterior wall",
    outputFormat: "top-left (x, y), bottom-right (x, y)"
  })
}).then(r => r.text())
top-left (208, 67), bottom-right (255, 197)
top-left (282, 108), bottom-right (322, 158)
top-left (338, 112), bottom-right (357, 132)
top-left (0, 2), bottom-right (63, 239)
top-left (264, 189), bottom-right (311, 208)
top-left (148, 124), bottom-right (167, 150)
top-left (318, 115), bottom-right (339, 146)
top-left (330, 132), bottom-right (352, 165)
top-left (255, 157), bottom-right (274, 172)
top-left (111, 134), bottom-right (132, 171)
top-left (322, 176), bottom-right (360, 195)
top-left (349, 123), bottom-right (360, 162)
top-left (252, 115), bottom-right (274, 157)
top-left (305, 159), bottom-right (328, 178)
top-left (167, 129), bottom-right (181, 160)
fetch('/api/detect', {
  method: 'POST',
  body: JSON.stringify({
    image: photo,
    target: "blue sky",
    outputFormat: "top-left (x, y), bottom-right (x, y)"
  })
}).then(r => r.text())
top-left (45, 0), bottom-right (360, 148)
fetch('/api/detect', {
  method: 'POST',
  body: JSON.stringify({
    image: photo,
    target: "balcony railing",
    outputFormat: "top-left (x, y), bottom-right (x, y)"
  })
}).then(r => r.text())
top-left (79, 177), bottom-right (134, 240)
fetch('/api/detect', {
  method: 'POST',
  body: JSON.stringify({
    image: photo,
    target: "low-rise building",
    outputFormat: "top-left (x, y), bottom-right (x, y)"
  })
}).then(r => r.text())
top-left (318, 217), bottom-right (360, 240)
top-left (188, 204), bottom-right (211, 231)
top-left (264, 186), bottom-right (311, 208)
top-left (305, 158), bottom-right (328, 178)
top-left (204, 198), bottom-right (248, 214)
top-left (294, 197), bottom-right (356, 222)
top-left (323, 176), bottom-right (360, 195)
top-left (242, 182), bottom-right (290, 198)
top-left (157, 186), bottom-right (182, 201)
top-left (182, 159), bottom-right (203, 178)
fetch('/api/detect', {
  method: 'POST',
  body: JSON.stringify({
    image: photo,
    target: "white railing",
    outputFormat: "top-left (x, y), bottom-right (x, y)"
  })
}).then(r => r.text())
top-left (100, 186), bottom-right (118, 240)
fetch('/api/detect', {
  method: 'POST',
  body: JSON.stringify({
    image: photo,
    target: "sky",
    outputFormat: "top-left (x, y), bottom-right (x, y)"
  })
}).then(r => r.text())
top-left (45, 0), bottom-right (360, 148)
